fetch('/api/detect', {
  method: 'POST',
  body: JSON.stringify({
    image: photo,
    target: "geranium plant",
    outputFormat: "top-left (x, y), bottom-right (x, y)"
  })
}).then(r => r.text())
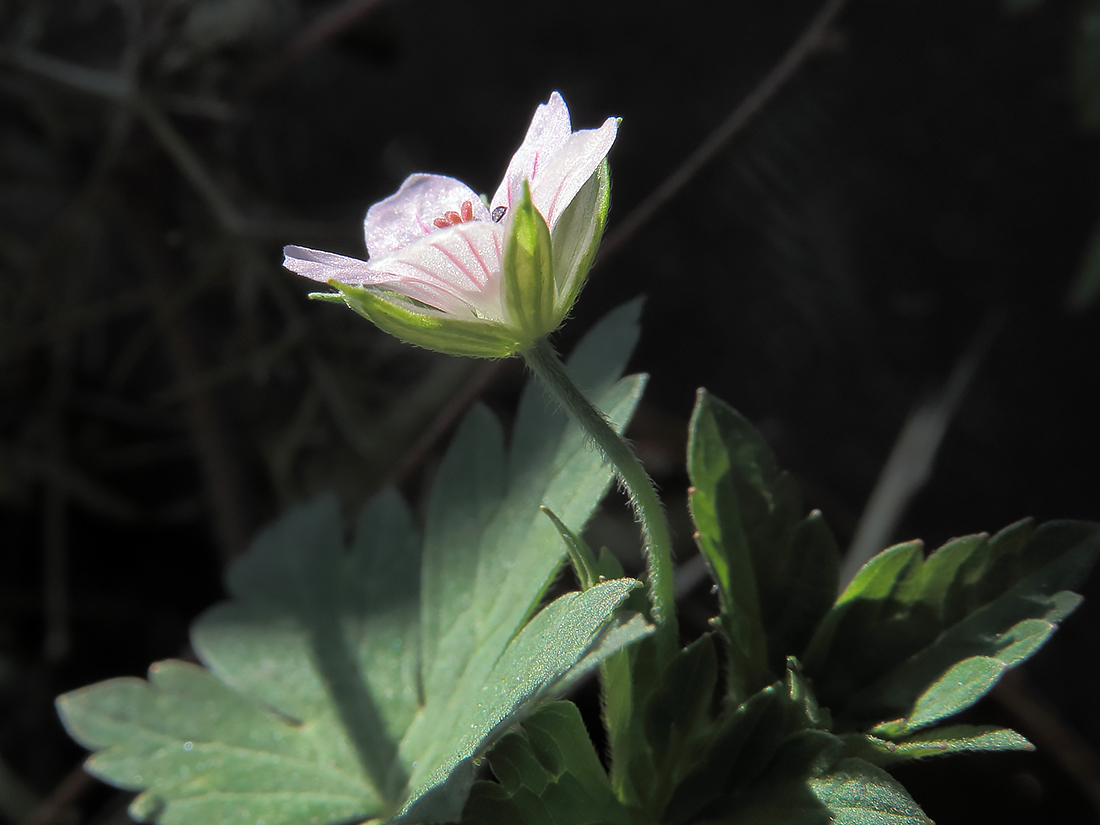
top-left (56, 92), bottom-right (1099, 825)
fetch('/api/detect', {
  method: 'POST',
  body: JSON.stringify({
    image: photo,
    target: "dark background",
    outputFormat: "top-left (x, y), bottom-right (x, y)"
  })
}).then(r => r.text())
top-left (2, 0), bottom-right (1099, 822)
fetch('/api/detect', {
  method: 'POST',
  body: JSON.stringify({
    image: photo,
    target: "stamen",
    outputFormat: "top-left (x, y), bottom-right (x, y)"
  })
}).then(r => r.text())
top-left (433, 201), bottom-right (480, 231)
top-left (491, 206), bottom-right (507, 222)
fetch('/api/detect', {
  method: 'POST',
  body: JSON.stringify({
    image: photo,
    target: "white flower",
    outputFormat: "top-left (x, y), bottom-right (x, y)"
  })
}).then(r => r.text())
top-left (282, 92), bottom-right (617, 357)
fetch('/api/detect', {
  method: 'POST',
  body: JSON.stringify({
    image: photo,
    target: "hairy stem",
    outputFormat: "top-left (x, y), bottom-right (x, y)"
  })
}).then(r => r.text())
top-left (523, 337), bottom-right (677, 643)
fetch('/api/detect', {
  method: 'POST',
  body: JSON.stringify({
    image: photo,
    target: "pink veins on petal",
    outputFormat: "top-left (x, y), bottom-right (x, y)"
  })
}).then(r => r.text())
top-left (282, 91), bottom-right (618, 329)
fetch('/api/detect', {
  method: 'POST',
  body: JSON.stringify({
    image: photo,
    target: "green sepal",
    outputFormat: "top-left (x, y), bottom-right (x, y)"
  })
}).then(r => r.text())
top-left (503, 180), bottom-right (556, 343)
top-left (325, 282), bottom-right (523, 359)
top-left (552, 159), bottom-right (611, 316)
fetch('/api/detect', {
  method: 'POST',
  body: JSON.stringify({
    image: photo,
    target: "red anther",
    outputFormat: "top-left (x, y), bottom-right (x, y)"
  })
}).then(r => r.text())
top-left (433, 217), bottom-right (451, 229)
top-left (461, 200), bottom-right (474, 222)
top-left (444, 210), bottom-right (462, 224)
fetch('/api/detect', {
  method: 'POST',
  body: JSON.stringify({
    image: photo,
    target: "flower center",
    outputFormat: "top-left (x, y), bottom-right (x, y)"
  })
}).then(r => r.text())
top-left (433, 200), bottom-right (476, 229)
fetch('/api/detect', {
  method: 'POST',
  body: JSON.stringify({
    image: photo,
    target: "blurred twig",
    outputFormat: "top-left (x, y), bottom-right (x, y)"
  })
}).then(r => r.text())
top-left (21, 764), bottom-right (94, 825)
top-left (4, 47), bottom-right (331, 240)
top-left (839, 314), bottom-right (1002, 588)
top-left (600, 0), bottom-right (852, 262)
top-left (134, 98), bottom-right (247, 233)
top-left (121, 202), bottom-right (254, 561)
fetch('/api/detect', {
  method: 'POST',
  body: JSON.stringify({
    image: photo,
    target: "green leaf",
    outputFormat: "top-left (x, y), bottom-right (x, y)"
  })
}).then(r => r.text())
top-left (871, 612), bottom-right (1064, 738)
top-left (687, 391), bottom-right (839, 700)
top-left (640, 634), bottom-right (720, 814)
top-left (662, 660), bottom-right (832, 825)
top-left (711, 750), bottom-right (931, 825)
top-left (463, 701), bottom-right (637, 825)
top-left (58, 302), bottom-right (651, 825)
top-left (876, 656), bottom-right (1004, 736)
top-left (397, 578), bottom-right (642, 823)
top-left (844, 724), bottom-right (1032, 766)
top-left (808, 758), bottom-right (932, 825)
top-left (57, 659), bottom-right (382, 825)
top-left (805, 520), bottom-right (1100, 729)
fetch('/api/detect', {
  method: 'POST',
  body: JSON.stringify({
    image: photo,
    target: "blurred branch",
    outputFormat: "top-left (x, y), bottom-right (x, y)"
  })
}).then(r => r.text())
top-left (4, 47), bottom-right (330, 239)
top-left (600, 0), bottom-right (852, 261)
top-left (839, 314), bottom-right (1002, 588)
top-left (3, 46), bottom-right (132, 100)
top-left (133, 98), bottom-right (247, 233)
top-left (21, 764), bottom-right (93, 825)
top-left (121, 203), bottom-right (254, 561)
top-left (11, 450), bottom-right (140, 524)
top-left (153, 323), bottom-right (307, 404)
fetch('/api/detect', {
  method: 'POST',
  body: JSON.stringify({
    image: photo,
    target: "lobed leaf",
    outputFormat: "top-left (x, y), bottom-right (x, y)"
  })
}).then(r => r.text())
top-left (462, 701), bottom-right (636, 825)
top-left (58, 301), bottom-right (651, 825)
top-left (686, 391), bottom-right (839, 701)
top-left (805, 519), bottom-right (1100, 728)
top-left (58, 659), bottom-right (380, 825)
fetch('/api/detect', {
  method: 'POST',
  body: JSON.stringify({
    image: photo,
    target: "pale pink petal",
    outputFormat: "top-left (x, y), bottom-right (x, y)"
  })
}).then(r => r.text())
top-left (490, 92), bottom-right (572, 214)
top-left (364, 174), bottom-right (491, 257)
top-left (529, 117), bottom-right (617, 230)
top-left (283, 245), bottom-right (387, 285)
top-left (366, 221), bottom-right (506, 319)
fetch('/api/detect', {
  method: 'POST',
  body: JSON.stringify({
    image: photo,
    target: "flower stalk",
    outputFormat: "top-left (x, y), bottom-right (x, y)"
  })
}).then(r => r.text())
top-left (523, 337), bottom-right (678, 643)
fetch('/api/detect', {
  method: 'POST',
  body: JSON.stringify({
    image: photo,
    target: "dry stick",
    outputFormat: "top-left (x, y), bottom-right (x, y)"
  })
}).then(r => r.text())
top-left (599, 0), bottom-right (852, 262)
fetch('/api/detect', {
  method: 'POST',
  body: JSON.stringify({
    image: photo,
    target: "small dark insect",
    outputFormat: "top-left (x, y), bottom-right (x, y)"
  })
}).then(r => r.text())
top-left (491, 206), bottom-right (507, 222)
